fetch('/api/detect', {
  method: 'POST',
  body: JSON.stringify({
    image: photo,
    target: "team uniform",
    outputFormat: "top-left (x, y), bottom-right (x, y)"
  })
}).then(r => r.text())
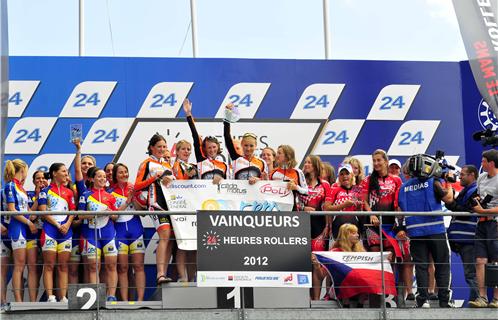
top-left (270, 167), bottom-right (308, 210)
top-left (78, 188), bottom-right (118, 259)
top-left (38, 183), bottom-right (76, 253)
top-left (186, 115), bottom-right (228, 179)
top-left (3, 179), bottom-right (32, 251)
top-left (134, 156), bottom-right (174, 231)
top-left (359, 174), bottom-right (402, 249)
top-left (73, 180), bottom-right (90, 261)
top-left (25, 191), bottom-right (42, 250)
top-left (108, 183), bottom-right (145, 255)
top-left (224, 121), bottom-right (268, 180)
top-left (299, 180), bottom-right (332, 250)
top-left (172, 160), bottom-right (198, 180)
top-left (328, 185), bottom-right (362, 240)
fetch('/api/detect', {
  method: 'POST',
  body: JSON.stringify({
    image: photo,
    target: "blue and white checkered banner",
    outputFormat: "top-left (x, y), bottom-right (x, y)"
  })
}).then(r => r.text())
top-left (5, 57), bottom-right (475, 190)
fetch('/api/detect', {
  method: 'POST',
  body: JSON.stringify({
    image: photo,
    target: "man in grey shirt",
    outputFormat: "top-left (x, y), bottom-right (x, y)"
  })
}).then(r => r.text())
top-left (470, 149), bottom-right (498, 308)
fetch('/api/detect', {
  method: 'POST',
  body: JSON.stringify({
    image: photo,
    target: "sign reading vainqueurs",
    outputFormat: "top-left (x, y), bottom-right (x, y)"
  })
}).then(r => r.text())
top-left (197, 211), bottom-right (311, 288)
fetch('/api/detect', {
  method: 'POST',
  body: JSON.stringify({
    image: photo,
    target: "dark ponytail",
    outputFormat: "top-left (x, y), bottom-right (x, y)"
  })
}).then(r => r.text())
top-left (48, 163), bottom-right (65, 180)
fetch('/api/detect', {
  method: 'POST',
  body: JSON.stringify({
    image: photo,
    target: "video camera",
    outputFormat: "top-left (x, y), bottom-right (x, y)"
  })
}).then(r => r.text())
top-left (473, 129), bottom-right (498, 147)
top-left (407, 150), bottom-right (456, 182)
top-left (469, 194), bottom-right (493, 209)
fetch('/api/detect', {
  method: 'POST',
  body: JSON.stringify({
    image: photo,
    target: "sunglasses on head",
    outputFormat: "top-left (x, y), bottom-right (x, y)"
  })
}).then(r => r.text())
top-left (242, 133), bottom-right (257, 140)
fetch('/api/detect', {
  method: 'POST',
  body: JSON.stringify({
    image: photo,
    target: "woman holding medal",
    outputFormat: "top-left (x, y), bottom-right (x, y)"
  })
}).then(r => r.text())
top-left (223, 103), bottom-right (268, 182)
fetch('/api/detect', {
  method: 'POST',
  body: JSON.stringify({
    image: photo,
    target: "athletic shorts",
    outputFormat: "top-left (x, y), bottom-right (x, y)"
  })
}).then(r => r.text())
top-left (475, 220), bottom-right (498, 261)
top-left (25, 228), bottom-right (41, 249)
top-left (151, 214), bottom-right (170, 232)
top-left (82, 221), bottom-right (117, 259)
top-left (41, 219), bottom-right (73, 253)
top-left (8, 221), bottom-right (28, 251)
top-left (115, 216), bottom-right (145, 255)
top-left (11, 234), bottom-right (27, 251)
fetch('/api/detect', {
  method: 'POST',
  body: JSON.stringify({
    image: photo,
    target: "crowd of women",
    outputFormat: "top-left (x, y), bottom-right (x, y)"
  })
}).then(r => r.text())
top-left (0, 100), bottom-right (433, 306)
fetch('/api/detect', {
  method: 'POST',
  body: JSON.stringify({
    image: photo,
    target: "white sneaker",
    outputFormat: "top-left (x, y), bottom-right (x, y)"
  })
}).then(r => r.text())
top-left (47, 295), bottom-right (57, 303)
top-left (60, 296), bottom-right (68, 303)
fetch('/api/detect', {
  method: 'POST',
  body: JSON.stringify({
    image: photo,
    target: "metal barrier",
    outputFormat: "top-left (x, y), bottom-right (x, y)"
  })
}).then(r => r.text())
top-left (0, 210), bottom-right (496, 320)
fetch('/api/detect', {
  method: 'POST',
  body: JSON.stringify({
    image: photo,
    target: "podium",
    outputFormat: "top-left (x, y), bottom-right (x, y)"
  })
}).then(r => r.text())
top-left (160, 283), bottom-right (309, 309)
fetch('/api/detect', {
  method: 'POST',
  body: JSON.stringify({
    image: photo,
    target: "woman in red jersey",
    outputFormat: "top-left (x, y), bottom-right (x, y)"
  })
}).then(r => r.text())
top-left (328, 163), bottom-right (363, 240)
top-left (38, 163), bottom-right (76, 302)
top-left (108, 163), bottom-right (145, 301)
top-left (359, 149), bottom-right (402, 253)
top-left (78, 168), bottom-right (120, 301)
top-left (300, 155), bottom-right (333, 300)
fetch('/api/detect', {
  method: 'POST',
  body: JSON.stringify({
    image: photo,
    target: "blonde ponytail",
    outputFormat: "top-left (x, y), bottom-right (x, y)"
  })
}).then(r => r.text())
top-left (3, 159), bottom-right (27, 182)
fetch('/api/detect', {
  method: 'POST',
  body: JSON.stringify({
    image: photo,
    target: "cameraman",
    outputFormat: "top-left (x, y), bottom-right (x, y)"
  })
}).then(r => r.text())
top-left (397, 154), bottom-right (454, 308)
top-left (446, 165), bottom-right (479, 303)
top-left (469, 149), bottom-right (498, 308)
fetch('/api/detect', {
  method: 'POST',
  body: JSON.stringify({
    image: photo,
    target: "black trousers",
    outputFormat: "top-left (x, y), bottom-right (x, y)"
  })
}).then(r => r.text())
top-left (410, 233), bottom-right (451, 304)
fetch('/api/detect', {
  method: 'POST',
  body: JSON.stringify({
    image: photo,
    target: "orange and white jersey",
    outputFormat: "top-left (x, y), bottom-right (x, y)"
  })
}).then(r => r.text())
top-left (173, 160), bottom-right (198, 180)
top-left (231, 156), bottom-right (268, 180)
top-left (270, 167), bottom-right (308, 195)
top-left (134, 155), bottom-right (174, 210)
top-left (186, 115), bottom-right (229, 180)
top-left (198, 157), bottom-right (228, 180)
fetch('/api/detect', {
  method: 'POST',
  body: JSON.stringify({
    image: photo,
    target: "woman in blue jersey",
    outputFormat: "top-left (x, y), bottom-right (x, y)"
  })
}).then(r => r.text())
top-left (24, 170), bottom-right (48, 302)
top-left (78, 168), bottom-right (120, 301)
top-left (72, 140), bottom-right (97, 284)
top-left (37, 163), bottom-right (76, 302)
top-left (108, 163), bottom-right (145, 301)
top-left (3, 159), bottom-right (36, 302)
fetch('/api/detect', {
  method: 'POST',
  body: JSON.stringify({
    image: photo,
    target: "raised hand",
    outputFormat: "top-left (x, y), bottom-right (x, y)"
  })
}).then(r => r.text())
top-left (182, 98), bottom-right (192, 117)
top-left (73, 138), bottom-right (82, 151)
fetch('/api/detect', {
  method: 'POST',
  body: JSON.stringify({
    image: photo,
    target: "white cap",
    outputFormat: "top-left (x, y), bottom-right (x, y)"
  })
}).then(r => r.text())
top-left (338, 163), bottom-right (353, 174)
top-left (389, 159), bottom-right (401, 168)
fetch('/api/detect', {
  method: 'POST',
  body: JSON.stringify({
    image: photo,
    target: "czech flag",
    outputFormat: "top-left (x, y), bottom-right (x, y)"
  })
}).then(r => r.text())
top-left (314, 251), bottom-right (397, 299)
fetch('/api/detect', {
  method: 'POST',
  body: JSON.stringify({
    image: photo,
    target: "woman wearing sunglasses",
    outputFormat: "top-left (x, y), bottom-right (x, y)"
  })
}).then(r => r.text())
top-left (223, 103), bottom-right (268, 183)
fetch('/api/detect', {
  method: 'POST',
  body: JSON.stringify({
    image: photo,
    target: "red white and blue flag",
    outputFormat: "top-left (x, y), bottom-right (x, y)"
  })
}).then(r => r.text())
top-left (314, 251), bottom-right (396, 299)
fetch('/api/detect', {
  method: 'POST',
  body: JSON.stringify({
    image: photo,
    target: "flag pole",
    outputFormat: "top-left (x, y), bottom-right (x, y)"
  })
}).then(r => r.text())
top-left (323, 0), bottom-right (331, 59)
top-left (79, 0), bottom-right (85, 56)
top-left (190, 0), bottom-right (199, 58)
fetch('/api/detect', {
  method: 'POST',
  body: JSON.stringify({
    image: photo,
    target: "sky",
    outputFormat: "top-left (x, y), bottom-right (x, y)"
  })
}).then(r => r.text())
top-left (6, 0), bottom-right (467, 61)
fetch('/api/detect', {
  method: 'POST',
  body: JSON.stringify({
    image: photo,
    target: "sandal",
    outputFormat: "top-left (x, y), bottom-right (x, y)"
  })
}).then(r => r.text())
top-left (157, 275), bottom-right (167, 285)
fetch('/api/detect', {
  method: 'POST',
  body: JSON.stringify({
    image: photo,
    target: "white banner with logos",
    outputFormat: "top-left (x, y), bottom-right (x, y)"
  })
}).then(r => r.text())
top-left (197, 271), bottom-right (311, 288)
top-left (161, 180), bottom-right (295, 250)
